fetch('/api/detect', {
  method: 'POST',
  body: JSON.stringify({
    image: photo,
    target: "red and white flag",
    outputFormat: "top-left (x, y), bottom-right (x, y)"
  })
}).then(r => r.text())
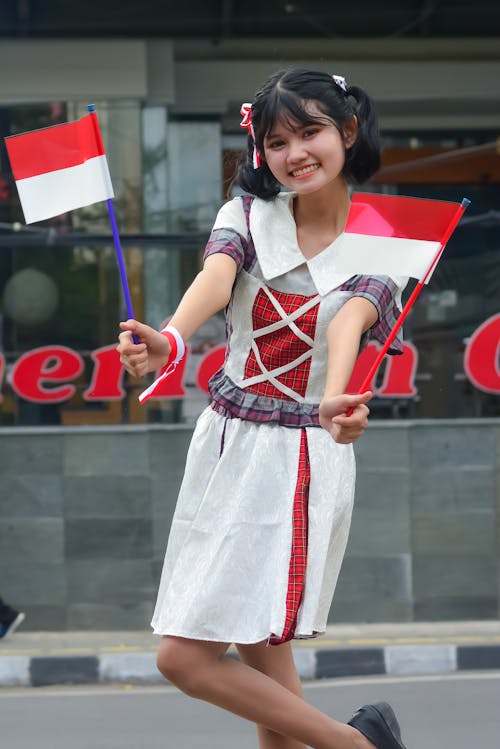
top-left (331, 192), bottom-right (464, 282)
top-left (5, 113), bottom-right (114, 224)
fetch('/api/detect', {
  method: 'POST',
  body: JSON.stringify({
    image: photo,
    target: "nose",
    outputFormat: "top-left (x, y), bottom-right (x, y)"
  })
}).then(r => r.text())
top-left (287, 137), bottom-right (308, 165)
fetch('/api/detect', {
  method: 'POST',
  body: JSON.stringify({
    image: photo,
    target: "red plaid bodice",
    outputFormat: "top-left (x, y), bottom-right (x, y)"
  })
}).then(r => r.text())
top-left (241, 285), bottom-right (321, 402)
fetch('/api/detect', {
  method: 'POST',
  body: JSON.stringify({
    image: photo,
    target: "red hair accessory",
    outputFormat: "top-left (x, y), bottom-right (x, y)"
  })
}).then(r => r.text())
top-left (240, 103), bottom-right (261, 169)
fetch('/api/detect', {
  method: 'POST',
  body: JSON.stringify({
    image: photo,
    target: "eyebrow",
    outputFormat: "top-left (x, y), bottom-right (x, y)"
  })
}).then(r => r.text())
top-left (265, 121), bottom-right (323, 140)
top-left (265, 130), bottom-right (286, 141)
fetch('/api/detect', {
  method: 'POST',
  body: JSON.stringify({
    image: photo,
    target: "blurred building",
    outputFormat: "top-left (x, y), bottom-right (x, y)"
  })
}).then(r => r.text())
top-left (0, 3), bottom-right (499, 629)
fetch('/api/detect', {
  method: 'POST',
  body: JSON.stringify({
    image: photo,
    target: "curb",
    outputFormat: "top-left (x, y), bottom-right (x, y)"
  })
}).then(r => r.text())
top-left (1, 643), bottom-right (500, 688)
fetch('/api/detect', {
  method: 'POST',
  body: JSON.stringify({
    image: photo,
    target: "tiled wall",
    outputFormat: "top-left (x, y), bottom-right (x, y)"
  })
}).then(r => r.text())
top-left (0, 421), bottom-right (498, 630)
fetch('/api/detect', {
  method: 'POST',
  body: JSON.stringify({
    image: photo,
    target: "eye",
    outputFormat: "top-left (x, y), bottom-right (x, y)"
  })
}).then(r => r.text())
top-left (303, 127), bottom-right (320, 139)
top-left (267, 139), bottom-right (285, 150)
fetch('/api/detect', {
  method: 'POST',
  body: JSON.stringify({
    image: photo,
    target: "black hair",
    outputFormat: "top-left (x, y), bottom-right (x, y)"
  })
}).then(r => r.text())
top-left (234, 68), bottom-right (381, 200)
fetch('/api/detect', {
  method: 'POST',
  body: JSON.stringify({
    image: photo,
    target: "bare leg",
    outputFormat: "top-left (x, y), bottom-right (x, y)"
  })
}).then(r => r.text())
top-left (236, 640), bottom-right (306, 749)
top-left (157, 636), bottom-right (375, 749)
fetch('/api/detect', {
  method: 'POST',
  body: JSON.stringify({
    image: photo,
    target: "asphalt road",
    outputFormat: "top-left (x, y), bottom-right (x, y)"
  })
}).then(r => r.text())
top-left (1, 671), bottom-right (499, 748)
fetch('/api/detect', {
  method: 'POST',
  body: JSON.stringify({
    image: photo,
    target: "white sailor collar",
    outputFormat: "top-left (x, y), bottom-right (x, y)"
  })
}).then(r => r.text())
top-left (248, 192), bottom-right (353, 296)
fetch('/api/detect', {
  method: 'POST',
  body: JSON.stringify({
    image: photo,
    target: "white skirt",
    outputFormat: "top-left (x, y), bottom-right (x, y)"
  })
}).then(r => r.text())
top-left (151, 407), bottom-right (355, 643)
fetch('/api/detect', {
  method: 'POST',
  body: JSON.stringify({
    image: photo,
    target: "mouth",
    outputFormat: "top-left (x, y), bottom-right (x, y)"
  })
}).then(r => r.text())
top-left (290, 163), bottom-right (320, 178)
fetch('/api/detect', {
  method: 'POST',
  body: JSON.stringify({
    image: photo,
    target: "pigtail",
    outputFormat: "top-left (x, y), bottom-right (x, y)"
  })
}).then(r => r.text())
top-left (343, 85), bottom-right (381, 184)
top-left (233, 136), bottom-right (281, 201)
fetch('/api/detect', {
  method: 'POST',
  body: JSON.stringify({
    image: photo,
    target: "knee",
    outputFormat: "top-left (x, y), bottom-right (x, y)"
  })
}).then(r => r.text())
top-left (156, 639), bottom-right (205, 697)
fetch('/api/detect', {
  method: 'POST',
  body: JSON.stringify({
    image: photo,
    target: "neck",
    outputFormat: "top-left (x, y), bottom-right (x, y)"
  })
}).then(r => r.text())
top-left (293, 179), bottom-right (351, 234)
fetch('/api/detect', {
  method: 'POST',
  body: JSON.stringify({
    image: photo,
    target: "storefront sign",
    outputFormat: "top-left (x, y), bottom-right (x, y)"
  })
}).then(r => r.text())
top-left (1, 313), bottom-right (499, 403)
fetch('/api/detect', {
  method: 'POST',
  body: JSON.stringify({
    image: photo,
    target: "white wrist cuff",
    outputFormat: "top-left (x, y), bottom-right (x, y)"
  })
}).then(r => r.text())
top-left (160, 324), bottom-right (185, 363)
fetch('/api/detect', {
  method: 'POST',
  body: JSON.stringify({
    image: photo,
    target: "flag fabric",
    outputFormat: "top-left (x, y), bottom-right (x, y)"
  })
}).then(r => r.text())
top-left (5, 113), bottom-right (114, 224)
top-left (316, 192), bottom-right (463, 283)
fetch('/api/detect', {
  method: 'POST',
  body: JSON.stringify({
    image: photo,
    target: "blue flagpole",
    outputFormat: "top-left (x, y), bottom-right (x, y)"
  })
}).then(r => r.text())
top-left (87, 104), bottom-right (138, 343)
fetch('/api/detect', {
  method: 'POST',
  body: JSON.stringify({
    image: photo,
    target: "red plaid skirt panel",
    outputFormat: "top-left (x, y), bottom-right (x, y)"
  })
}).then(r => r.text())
top-left (243, 287), bottom-right (320, 400)
top-left (270, 428), bottom-right (310, 645)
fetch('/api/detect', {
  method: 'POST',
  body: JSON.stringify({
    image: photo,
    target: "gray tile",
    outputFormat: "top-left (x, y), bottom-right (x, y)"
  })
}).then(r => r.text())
top-left (0, 518), bottom-right (64, 564)
top-left (152, 560), bottom-right (164, 585)
top-left (413, 554), bottom-right (497, 597)
top-left (494, 427), bottom-right (500, 470)
top-left (67, 559), bottom-right (155, 603)
top-left (316, 648), bottom-right (385, 677)
top-left (457, 645), bottom-right (500, 670)
top-left (354, 427), bottom-right (410, 469)
top-left (354, 469), bottom-right (410, 512)
top-left (152, 512), bottom-right (173, 558)
top-left (63, 476), bottom-right (151, 517)
top-left (335, 555), bottom-right (412, 601)
top-left (385, 644), bottom-right (456, 675)
top-left (0, 434), bottom-right (63, 474)
top-left (63, 432), bottom-right (149, 476)
top-left (330, 598), bottom-right (412, 623)
top-left (410, 426), bottom-right (493, 469)
top-left (31, 657), bottom-right (98, 686)
top-left (412, 467), bottom-right (495, 512)
top-left (0, 475), bottom-right (62, 517)
top-left (0, 563), bottom-right (66, 605)
top-left (64, 518), bottom-right (152, 560)
top-left (148, 429), bottom-right (192, 477)
top-left (348, 509), bottom-right (411, 555)
top-left (67, 602), bottom-right (154, 630)
top-left (415, 597), bottom-right (497, 621)
top-left (151, 475), bottom-right (182, 517)
top-left (10, 605), bottom-right (67, 631)
top-left (412, 512), bottom-right (496, 555)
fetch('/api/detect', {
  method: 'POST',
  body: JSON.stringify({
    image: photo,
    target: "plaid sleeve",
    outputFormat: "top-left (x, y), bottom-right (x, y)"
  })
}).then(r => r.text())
top-left (203, 226), bottom-right (246, 272)
top-left (343, 275), bottom-right (406, 355)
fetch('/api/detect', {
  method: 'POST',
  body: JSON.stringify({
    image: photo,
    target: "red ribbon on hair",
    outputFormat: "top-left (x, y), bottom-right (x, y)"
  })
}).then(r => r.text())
top-left (240, 103), bottom-right (261, 169)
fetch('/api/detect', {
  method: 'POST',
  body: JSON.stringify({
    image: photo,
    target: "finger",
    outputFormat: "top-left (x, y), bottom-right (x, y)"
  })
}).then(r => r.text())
top-left (332, 416), bottom-right (368, 430)
top-left (345, 390), bottom-right (372, 407)
top-left (120, 352), bottom-right (148, 370)
top-left (332, 406), bottom-right (369, 426)
top-left (119, 318), bottom-right (150, 335)
top-left (117, 338), bottom-right (147, 355)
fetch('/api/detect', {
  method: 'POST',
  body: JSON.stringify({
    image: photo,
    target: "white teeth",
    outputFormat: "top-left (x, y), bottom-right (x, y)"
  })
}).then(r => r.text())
top-left (292, 164), bottom-right (319, 177)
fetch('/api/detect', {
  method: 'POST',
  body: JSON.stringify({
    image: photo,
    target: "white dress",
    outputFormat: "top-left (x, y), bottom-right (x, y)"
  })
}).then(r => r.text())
top-left (151, 193), bottom-right (405, 644)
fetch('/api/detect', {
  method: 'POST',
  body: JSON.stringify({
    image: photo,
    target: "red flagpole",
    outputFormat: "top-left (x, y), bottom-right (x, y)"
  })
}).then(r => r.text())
top-left (348, 198), bottom-right (470, 411)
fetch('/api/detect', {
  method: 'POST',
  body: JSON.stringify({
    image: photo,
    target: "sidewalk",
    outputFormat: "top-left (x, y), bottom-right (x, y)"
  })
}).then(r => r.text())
top-left (1, 621), bottom-right (500, 687)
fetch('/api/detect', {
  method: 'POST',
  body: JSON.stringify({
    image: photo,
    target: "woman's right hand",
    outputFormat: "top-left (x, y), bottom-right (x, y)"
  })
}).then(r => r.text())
top-left (117, 319), bottom-right (171, 378)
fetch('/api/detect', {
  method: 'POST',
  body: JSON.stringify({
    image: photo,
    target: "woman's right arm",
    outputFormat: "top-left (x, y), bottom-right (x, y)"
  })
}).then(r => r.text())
top-left (117, 253), bottom-right (237, 378)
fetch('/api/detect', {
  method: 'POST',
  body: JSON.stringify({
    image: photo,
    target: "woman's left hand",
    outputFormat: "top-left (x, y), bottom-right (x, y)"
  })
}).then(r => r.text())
top-left (319, 391), bottom-right (372, 444)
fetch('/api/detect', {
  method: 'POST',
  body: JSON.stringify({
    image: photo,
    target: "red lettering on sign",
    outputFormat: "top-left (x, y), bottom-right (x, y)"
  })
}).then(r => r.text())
top-left (346, 344), bottom-right (380, 394)
top-left (379, 342), bottom-right (418, 397)
top-left (196, 344), bottom-right (226, 394)
top-left (347, 342), bottom-right (417, 397)
top-left (11, 346), bottom-right (84, 403)
top-left (84, 345), bottom-right (125, 400)
top-left (464, 313), bottom-right (500, 394)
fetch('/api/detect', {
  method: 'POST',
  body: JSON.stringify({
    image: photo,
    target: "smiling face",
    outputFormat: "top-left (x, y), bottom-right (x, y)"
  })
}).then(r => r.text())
top-left (262, 102), bottom-right (357, 197)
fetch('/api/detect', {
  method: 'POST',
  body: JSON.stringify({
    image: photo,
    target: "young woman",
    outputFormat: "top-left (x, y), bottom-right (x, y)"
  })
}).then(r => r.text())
top-left (118, 68), bottom-right (407, 749)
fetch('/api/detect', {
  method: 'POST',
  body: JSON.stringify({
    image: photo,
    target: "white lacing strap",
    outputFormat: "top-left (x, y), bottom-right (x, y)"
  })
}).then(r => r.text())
top-left (254, 286), bottom-right (320, 346)
top-left (240, 286), bottom-right (321, 402)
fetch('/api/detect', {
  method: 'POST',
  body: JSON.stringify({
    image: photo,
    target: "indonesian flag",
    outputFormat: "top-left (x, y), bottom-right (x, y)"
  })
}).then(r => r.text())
top-left (331, 192), bottom-right (465, 283)
top-left (5, 113), bottom-right (114, 224)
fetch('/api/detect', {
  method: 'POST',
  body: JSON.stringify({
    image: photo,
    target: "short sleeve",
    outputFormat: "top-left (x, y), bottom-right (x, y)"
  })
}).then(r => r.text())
top-left (203, 197), bottom-right (249, 273)
top-left (344, 275), bottom-right (408, 355)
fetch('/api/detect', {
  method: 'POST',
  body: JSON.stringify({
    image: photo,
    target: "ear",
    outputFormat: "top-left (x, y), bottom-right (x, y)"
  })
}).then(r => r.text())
top-left (343, 115), bottom-right (358, 150)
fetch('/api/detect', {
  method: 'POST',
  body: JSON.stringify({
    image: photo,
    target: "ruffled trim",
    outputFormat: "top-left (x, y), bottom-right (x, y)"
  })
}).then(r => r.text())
top-left (209, 370), bottom-right (320, 428)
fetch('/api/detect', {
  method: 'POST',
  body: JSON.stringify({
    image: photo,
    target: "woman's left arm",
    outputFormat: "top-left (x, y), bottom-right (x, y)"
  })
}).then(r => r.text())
top-left (319, 297), bottom-right (378, 443)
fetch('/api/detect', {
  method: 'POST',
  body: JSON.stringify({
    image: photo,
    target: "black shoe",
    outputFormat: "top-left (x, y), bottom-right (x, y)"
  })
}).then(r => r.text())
top-left (0, 612), bottom-right (25, 640)
top-left (348, 702), bottom-right (406, 749)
